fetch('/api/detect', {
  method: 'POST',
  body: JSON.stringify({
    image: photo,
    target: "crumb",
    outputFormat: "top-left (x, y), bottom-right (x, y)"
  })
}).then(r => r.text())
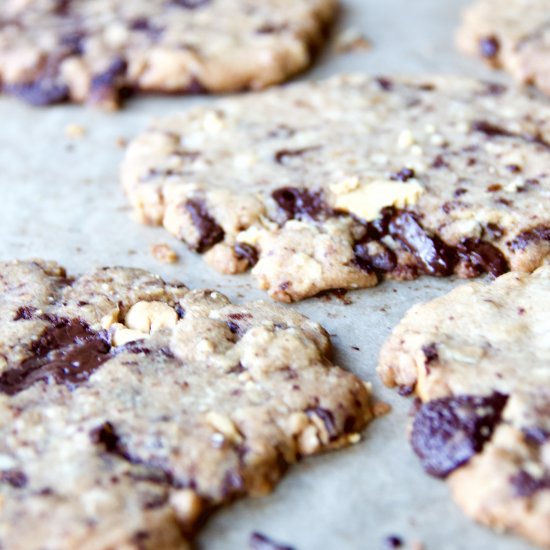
top-left (151, 243), bottom-right (179, 264)
top-left (64, 124), bottom-right (86, 139)
top-left (373, 401), bottom-right (392, 417)
top-left (411, 542), bottom-right (425, 550)
top-left (334, 28), bottom-right (371, 54)
top-left (117, 136), bottom-right (128, 148)
top-left (351, 345), bottom-right (360, 351)
top-left (384, 535), bottom-right (403, 549)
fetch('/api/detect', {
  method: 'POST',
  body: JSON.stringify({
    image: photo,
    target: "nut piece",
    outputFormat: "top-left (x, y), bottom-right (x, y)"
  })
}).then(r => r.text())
top-left (333, 180), bottom-right (424, 221)
top-left (124, 301), bottom-right (178, 334)
top-left (205, 411), bottom-right (243, 444)
top-left (151, 243), bottom-right (179, 264)
top-left (111, 323), bottom-right (149, 347)
top-left (169, 489), bottom-right (203, 526)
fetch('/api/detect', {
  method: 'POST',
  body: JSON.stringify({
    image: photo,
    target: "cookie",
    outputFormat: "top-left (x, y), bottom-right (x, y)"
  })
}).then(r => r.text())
top-left (0, 260), bottom-right (371, 549)
top-left (457, 0), bottom-right (550, 95)
top-left (378, 266), bottom-right (550, 548)
top-left (0, 0), bottom-right (336, 108)
top-left (122, 74), bottom-right (550, 302)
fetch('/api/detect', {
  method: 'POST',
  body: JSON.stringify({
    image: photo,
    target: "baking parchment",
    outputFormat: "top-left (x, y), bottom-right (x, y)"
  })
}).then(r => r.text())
top-left (0, 0), bottom-right (537, 549)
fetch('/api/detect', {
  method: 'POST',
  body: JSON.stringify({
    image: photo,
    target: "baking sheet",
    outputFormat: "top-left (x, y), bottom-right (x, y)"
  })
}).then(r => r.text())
top-left (0, 0), bottom-right (536, 549)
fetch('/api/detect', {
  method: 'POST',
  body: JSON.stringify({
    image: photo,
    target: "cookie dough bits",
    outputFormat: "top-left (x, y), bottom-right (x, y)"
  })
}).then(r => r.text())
top-left (0, 0), bottom-right (337, 108)
top-left (0, 260), bottom-right (371, 549)
top-left (122, 75), bottom-right (550, 301)
top-left (379, 266), bottom-right (550, 547)
top-left (457, 0), bottom-right (550, 95)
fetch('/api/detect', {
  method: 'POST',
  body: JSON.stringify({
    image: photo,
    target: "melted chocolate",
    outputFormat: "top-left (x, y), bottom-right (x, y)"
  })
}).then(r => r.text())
top-left (0, 317), bottom-right (112, 396)
top-left (272, 187), bottom-right (328, 221)
top-left (13, 306), bottom-right (37, 321)
top-left (249, 532), bottom-right (295, 550)
top-left (411, 393), bottom-right (508, 478)
top-left (185, 199), bottom-right (225, 252)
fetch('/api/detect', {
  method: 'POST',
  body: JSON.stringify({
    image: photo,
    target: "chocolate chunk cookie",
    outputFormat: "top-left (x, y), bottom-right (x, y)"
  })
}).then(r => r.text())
top-left (0, 0), bottom-right (336, 108)
top-left (457, 0), bottom-right (550, 95)
top-left (378, 266), bottom-right (550, 548)
top-left (122, 74), bottom-right (550, 301)
top-left (0, 260), bottom-right (371, 549)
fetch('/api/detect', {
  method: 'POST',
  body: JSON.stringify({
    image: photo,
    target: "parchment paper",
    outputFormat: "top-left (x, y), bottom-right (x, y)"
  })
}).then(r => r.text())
top-left (0, 0), bottom-right (536, 548)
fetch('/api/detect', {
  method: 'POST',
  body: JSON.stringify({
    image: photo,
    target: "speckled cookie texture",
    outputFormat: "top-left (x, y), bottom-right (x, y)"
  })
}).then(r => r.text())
top-left (122, 74), bottom-right (550, 302)
top-left (378, 266), bottom-right (550, 548)
top-left (457, 0), bottom-right (550, 95)
top-left (0, 0), bottom-right (336, 108)
top-left (0, 260), bottom-right (371, 549)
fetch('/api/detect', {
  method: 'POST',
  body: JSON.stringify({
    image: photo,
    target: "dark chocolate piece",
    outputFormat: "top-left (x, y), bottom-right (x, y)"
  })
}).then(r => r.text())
top-left (185, 199), bottom-right (225, 252)
top-left (480, 36), bottom-right (500, 59)
top-left (390, 168), bottom-right (415, 182)
top-left (0, 470), bottom-right (28, 489)
top-left (13, 306), bottom-right (37, 321)
top-left (411, 393), bottom-right (508, 478)
top-left (389, 212), bottom-right (456, 276)
top-left (272, 187), bottom-right (328, 221)
top-left (235, 243), bottom-right (259, 267)
top-left (509, 225), bottom-right (550, 251)
top-left (511, 470), bottom-right (550, 498)
top-left (4, 80), bottom-right (69, 106)
top-left (457, 238), bottom-right (509, 277)
top-left (0, 317), bottom-right (112, 396)
top-left (307, 407), bottom-right (336, 437)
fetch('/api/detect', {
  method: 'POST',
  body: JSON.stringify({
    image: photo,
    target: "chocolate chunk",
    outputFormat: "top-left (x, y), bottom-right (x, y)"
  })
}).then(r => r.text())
top-left (274, 146), bottom-right (319, 164)
top-left (172, 0), bottom-right (211, 8)
top-left (4, 80), bottom-right (69, 106)
top-left (457, 238), bottom-right (509, 277)
top-left (272, 187), bottom-right (328, 221)
top-left (422, 343), bottom-right (439, 364)
top-left (185, 199), bottom-right (225, 253)
top-left (389, 212), bottom-right (456, 276)
top-left (411, 393), bottom-right (508, 478)
top-left (91, 58), bottom-right (127, 89)
top-left (509, 225), bottom-right (550, 251)
top-left (307, 407), bottom-right (336, 437)
top-left (249, 532), bottom-right (295, 550)
top-left (0, 317), bottom-right (112, 396)
top-left (354, 240), bottom-right (397, 275)
top-left (510, 470), bottom-right (550, 498)
top-left (1, 470), bottom-right (28, 489)
top-left (384, 536), bottom-right (404, 549)
top-left (480, 36), bottom-right (500, 59)
top-left (90, 421), bottom-right (122, 453)
top-left (375, 77), bottom-right (393, 91)
top-left (175, 304), bottom-right (186, 319)
top-left (432, 154), bottom-right (449, 169)
top-left (390, 168), bottom-right (415, 182)
top-left (13, 306), bottom-right (37, 321)
top-left (235, 242), bottom-right (259, 267)
top-left (523, 427), bottom-right (550, 446)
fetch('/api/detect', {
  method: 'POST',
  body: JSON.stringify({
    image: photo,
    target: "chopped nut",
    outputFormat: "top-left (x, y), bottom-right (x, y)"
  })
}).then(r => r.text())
top-left (169, 489), bottom-right (203, 526)
top-left (151, 243), bottom-right (179, 264)
top-left (116, 136), bottom-right (128, 148)
top-left (64, 124), bottom-right (86, 139)
top-left (298, 424), bottom-right (321, 455)
top-left (334, 28), bottom-right (372, 53)
top-left (205, 411), bottom-right (243, 444)
top-left (333, 179), bottom-right (424, 221)
top-left (124, 301), bottom-right (178, 334)
top-left (100, 309), bottom-right (120, 330)
top-left (373, 401), bottom-right (392, 417)
top-left (111, 323), bottom-right (149, 347)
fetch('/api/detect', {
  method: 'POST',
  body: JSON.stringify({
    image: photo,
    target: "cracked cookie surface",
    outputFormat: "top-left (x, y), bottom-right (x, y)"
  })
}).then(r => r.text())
top-left (0, 0), bottom-right (336, 108)
top-left (0, 260), bottom-right (371, 549)
top-left (378, 266), bottom-right (550, 548)
top-left (457, 0), bottom-right (550, 95)
top-left (122, 74), bottom-right (550, 302)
